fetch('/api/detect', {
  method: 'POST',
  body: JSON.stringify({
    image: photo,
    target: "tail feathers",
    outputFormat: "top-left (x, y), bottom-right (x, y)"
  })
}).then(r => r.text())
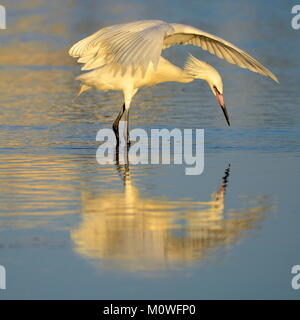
top-left (75, 68), bottom-right (101, 97)
top-left (77, 84), bottom-right (91, 97)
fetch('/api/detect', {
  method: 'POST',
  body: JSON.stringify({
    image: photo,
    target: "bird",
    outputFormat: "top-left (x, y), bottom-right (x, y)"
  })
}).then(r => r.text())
top-left (69, 20), bottom-right (278, 145)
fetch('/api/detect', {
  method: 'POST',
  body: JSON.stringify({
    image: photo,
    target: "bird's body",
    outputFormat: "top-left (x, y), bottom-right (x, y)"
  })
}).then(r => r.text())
top-left (69, 19), bottom-right (278, 144)
top-left (77, 56), bottom-right (192, 92)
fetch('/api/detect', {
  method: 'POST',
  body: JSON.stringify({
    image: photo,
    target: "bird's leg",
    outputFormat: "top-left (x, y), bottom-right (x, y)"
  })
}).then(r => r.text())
top-left (116, 87), bottom-right (137, 146)
top-left (113, 104), bottom-right (131, 146)
top-left (123, 108), bottom-right (130, 146)
top-left (117, 110), bottom-right (130, 147)
top-left (112, 103), bottom-right (125, 145)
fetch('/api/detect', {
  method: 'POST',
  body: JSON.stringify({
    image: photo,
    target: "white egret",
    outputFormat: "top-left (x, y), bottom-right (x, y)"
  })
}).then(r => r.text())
top-left (69, 20), bottom-right (278, 144)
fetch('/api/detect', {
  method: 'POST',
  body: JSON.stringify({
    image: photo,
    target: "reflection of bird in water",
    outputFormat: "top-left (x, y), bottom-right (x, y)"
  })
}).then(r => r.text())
top-left (69, 20), bottom-right (278, 144)
top-left (71, 157), bottom-right (272, 272)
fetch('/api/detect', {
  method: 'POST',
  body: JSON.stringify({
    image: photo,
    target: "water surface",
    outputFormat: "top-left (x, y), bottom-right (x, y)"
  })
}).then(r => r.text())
top-left (0, 0), bottom-right (300, 299)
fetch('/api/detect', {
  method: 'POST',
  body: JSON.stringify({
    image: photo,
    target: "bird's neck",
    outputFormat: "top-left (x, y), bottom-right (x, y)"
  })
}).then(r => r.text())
top-left (155, 57), bottom-right (194, 84)
top-left (168, 66), bottom-right (195, 83)
top-left (179, 70), bottom-right (195, 83)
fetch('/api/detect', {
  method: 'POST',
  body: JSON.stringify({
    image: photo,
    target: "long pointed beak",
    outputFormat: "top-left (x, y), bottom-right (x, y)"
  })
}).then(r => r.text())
top-left (216, 92), bottom-right (230, 126)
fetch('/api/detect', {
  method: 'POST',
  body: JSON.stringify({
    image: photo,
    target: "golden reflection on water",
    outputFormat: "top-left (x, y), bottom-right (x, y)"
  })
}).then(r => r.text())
top-left (0, 150), bottom-right (272, 271)
top-left (0, 154), bottom-right (81, 218)
top-left (71, 153), bottom-right (272, 272)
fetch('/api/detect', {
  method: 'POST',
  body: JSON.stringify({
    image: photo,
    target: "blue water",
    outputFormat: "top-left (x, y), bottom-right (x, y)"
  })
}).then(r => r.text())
top-left (0, 0), bottom-right (300, 299)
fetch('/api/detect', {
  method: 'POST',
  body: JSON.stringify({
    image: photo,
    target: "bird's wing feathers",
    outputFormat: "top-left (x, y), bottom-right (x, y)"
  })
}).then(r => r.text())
top-left (69, 20), bottom-right (174, 74)
top-left (69, 20), bottom-right (278, 82)
top-left (164, 23), bottom-right (278, 82)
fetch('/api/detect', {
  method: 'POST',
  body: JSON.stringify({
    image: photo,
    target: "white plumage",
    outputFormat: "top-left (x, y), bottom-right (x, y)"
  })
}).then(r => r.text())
top-left (69, 20), bottom-right (278, 143)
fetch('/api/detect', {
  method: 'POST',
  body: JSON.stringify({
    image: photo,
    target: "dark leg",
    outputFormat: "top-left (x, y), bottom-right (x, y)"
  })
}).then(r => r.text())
top-left (112, 103), bottom-right (131, 146)
top-left (123, 109), bottom-right (130, 146)
top-left (112, 103), bottom-right (125, 144)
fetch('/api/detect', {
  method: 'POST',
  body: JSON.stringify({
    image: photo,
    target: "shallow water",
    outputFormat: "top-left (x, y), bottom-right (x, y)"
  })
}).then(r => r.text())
top-left (0, 0), bottom-right (300, 299)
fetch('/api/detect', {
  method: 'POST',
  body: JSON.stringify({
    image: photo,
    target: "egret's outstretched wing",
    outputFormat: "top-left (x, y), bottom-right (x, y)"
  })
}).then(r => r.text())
top-left (69, 20), bottom-right (174, 74)
top-left (164, 23), bottom-right (278, 82)
top-left (69, 20), bottom-right (278, 82)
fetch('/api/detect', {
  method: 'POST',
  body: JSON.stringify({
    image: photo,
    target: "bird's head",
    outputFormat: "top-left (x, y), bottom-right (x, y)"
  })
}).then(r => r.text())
top-left (184, 54), bottom-right (230, 126)
top-left (210, 80), bottom-right (230, 127)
